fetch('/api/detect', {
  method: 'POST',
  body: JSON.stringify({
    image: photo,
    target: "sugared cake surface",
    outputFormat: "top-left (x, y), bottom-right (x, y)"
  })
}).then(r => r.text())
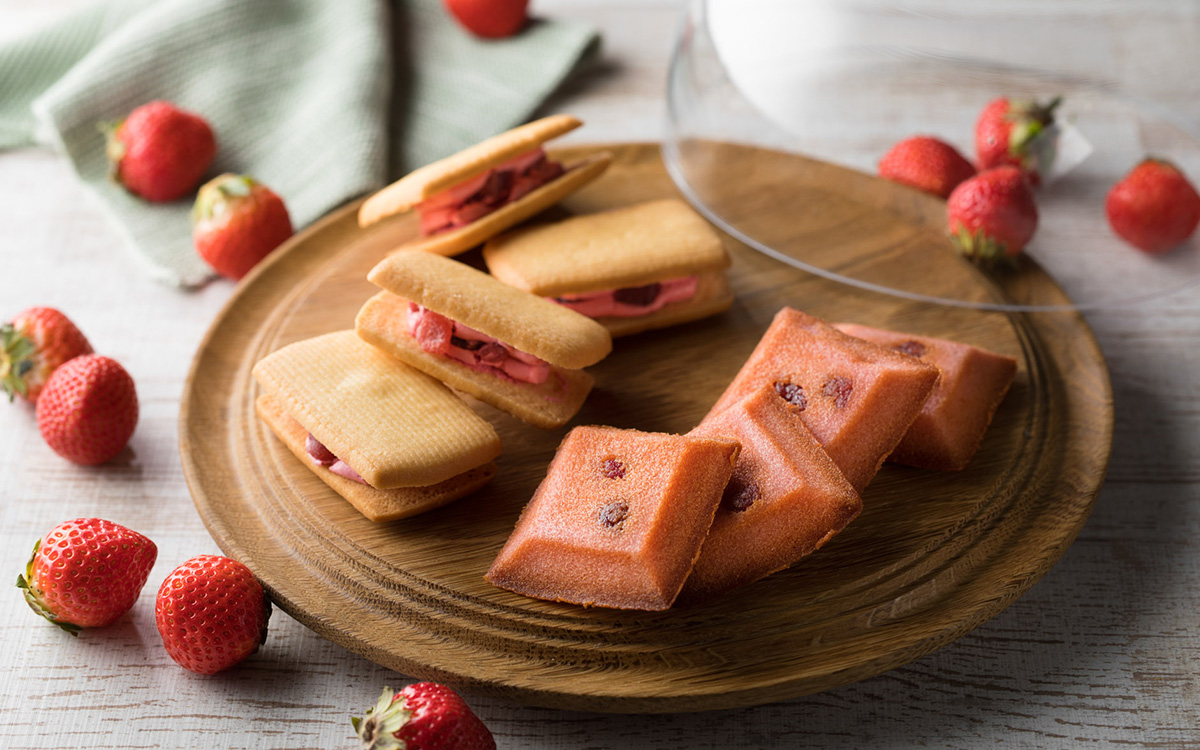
top-left (486, 425), bottom-right (739, 610)
top-left (834, 323), bottom-right (1018, 471)
top-left (705, 307), bottom-right (940, 493)
top-left (683, 385), bottom-right (862, 601)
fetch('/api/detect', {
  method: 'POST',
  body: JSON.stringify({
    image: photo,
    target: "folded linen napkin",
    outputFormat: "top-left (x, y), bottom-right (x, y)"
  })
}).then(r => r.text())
top-left (0, 0), bottom-right (598, 287)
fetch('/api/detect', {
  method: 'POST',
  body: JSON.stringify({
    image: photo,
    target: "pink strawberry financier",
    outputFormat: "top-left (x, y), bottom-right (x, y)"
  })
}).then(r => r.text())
top-left (487, 425), bottom-right (740, 610)
top-left (252, 331), bottom-right (502, 522)
top-left (705, 307), bottom-right (941, 494)
top-left (682, 385), bottom-right (861, 602)
top-left (834, 323), bottom-right (1018, 471)
top-left (356, 251), bottom-right (613, 430)
top-left (357, 114), bottom-right (611, 257)
top-left (483, 199), bottom-right (734, 337)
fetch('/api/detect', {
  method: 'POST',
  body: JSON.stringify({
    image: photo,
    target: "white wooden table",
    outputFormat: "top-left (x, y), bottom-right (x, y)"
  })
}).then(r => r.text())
top-left (2, 2), bottom-right (1198, 747)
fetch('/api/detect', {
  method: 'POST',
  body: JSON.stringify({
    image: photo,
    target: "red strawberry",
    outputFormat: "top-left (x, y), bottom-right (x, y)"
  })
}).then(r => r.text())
top-left (975, 96), bottom-right (1062, 185)
top-left (353, 683), bottom-right (496, 750)
top-left (36, 354), bottom-right (137, 465)
top-left (192, 174), bottom-right (294, 280)
top-left (105, 100), bottom-right (216, 202)
top-left (1105, 158), bottom-right (1200, 255)
top-left (443, 0), bottom-right (528, 38)
top-left (1, 307), bottom-right (93, 402)
top-left (17, 518), bottom-right (157, 634)
top-left (946, 166), bottom-right (1039, 264)
top-left (878, 136), bottom-right (977, 199)
top-left (155, 555), bottom-right (271, 674)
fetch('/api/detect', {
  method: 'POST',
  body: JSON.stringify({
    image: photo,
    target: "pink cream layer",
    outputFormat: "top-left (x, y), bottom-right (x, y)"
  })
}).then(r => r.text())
top-left (305, 433), bottom-right (368, 485)
top-left (416, 148), bottom-right (565, 236)
top-left (407, 303), bottom-right (550, 384)
top-left (553, 276), bottom-right (699, 318)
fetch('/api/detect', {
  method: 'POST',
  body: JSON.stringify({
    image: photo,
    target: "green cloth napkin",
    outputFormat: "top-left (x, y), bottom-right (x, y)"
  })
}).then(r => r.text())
top-left (0, 0), bottom-right (598, 287)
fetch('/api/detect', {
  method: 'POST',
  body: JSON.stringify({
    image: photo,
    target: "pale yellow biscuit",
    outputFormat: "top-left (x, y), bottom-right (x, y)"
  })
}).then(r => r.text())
top-left (358, 114), bottom-right (584, 227)
top-left (395, 154), bottom-right (612, 257)
top-left (256, 394), bottom-right (497, 522)
top-left (483, 198), bottom-right (731, 296)
top-left (366, 252), bottom-right (612, 370)
top-left (356, 292), bottom-right (595, 430)
top-left (594, 271), bottom-right (735, 338)
top-left (252, 330), bottom-right (501, 488)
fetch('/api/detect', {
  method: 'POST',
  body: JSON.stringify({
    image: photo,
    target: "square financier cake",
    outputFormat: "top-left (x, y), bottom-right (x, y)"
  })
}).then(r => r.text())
top-left (834, 322), bottom-right (1018, 471)
top-left (683, 384), bottom-right (862, 602)
top-left (486, 425), bottom-right (740, 611)
top-left (252, 331), bottom-right (502, 522)
top-left (705, 307), bottom-right (941, 493)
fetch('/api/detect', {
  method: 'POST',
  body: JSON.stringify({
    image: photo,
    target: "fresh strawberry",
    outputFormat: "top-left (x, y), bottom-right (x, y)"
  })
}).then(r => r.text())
top-left (878, 136), bottom-right (977, 199)
top-left (353, 683), bottom-right (496, 750)
top-left (192, 174), bottom-right (294, 280)
top-left (975, 96), bottom-right (1062, 185)
top-left (155, 555), bottom-right (271, 674)
top-left (35, 354), bottom-right (137, 465)
top-left (443, 0), bottom-right (528, 38)
top-left (1105, 158), bottom-right (1200, 255)
top-left (1, 307), bottom-right (93, 402)
top-left (946, 166), bottom-right (1039, 264)
top-left (17, 518), bottom-right (157, 634)
top-left (104, 100), bottom-right (216, 202)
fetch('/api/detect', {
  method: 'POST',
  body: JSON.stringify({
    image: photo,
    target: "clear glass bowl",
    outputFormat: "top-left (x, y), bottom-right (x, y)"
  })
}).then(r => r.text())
top-left (664, 0), bottom-right (1200, 311)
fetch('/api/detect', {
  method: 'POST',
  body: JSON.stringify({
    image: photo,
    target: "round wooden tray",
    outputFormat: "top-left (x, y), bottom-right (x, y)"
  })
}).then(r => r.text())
top-left (180, 143), bottom-right (1113, 713)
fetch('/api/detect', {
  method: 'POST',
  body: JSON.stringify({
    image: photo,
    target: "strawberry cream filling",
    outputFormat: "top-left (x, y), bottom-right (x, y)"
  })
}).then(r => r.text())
top-left (416, 148), bottom-right (565, 236)
top-left (407, 303), bottom-right (550, 384)
top-left (305, 434), bottom-right (368, 485)
top-left (552, 276), bottom-right (699, 318)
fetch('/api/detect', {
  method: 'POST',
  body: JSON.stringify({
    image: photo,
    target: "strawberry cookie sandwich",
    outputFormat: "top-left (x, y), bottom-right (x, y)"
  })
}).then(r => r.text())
top-left (252, 331), bottom-right (502, 522)
top-left (357, 114), bottom-right (611, 256)
top-left (356, 251), bottom-right (613, 429)
top-left (483, 199), bottom-right (734, 337)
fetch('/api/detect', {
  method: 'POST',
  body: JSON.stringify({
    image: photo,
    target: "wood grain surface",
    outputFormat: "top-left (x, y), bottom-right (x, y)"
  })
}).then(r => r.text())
top-left (180, 143), bottom-right (1112, 712)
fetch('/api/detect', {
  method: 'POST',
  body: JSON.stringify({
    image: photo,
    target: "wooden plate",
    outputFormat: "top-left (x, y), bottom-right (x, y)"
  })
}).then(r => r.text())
top-left (180, 143), bottom-right (1113, 713)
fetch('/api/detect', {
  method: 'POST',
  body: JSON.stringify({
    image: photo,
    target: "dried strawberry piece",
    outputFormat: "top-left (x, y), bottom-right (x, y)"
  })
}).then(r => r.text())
top-left (412, 308), bottom-right (454, 355)
top-left (476, 342), bottom-right (508, 367)
top-left (722, 476), bottom-right (758, 513)
top-left (598, 500), bottom-right (630, 528)
top-left (602, 458), bottom-right (626, 479)
top-left (612, 283), bottom-right (662, 307)
top-left (773, 380), bottom-right (807, 410)
top-left (305, 434), bottom-right (337, 466)
top-left (893, 340), bottom-right (927, 357)
top-left (822, 376), bottom-right (854, 409)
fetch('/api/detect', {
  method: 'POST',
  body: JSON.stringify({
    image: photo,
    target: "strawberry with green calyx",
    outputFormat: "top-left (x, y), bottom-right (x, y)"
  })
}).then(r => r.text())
top-left (946, 166), bottom-right (1039, 266)
top-left (155, 555), bottom-right (272, 674)
top-left (103, 100), bottom-right (216, 202)
top-left (975, 95), bottom-right (1063, 185)
top-left (17, 518), bottom-right (157, 634)
top-left (878, 135), bottom-right (977, 199)
top-left (192, 174), bottom-right (294, 281)
top-left (36, 354), bottom-right (137, 465)
top-left (1105, 158), bottom-right (1200, 255)
top-left (1, 307), bottom-right (93, 403)
top-left (353, 683), bottom-right (496, 750)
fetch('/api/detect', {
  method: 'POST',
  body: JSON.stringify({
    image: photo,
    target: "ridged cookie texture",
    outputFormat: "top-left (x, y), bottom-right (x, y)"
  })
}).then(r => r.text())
top-left (366, 251), bottom-right (613, 369)
top-left (356, 292), bottom-right (596, 430)
top-left (251, 330), bottom-right (501, 489)
top-left (256, 394), bottom-right (497, 522)
top-left (483, 198), bottom-right (731, 296)
top-left (358, 114), bottom-right (585, 227)
top-left (397, 154), bottom-right (611, 258)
